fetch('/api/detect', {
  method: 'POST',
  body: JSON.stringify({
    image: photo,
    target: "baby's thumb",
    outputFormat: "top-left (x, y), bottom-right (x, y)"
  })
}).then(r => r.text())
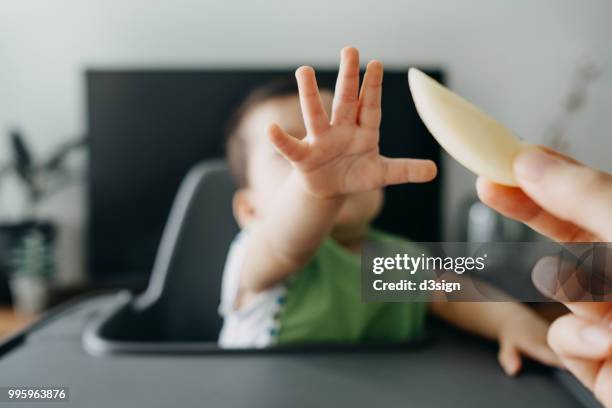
top-left (267, 123), bottom-right (308, 162)
top-left (498, 342), bottom-right (522, 376)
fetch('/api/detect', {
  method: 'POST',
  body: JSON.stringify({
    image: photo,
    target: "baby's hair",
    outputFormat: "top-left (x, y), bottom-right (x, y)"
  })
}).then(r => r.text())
top-left (225, 78), bottom-right (299, 188)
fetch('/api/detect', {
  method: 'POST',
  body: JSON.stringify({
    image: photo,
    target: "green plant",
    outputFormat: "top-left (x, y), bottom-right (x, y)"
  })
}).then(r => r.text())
top-left (10, 229), bottom-right (54, 279)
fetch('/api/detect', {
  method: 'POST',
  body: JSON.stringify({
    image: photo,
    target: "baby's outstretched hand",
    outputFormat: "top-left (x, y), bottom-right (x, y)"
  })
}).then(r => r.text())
top-left (497, 307), bottom-right (563, 376)
top-left (268, 47), bottom-right (437, 198)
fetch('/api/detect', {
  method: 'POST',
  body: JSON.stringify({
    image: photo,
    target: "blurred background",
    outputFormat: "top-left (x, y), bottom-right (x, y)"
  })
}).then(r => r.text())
top-left (0, 0), bottom-right (610, 331)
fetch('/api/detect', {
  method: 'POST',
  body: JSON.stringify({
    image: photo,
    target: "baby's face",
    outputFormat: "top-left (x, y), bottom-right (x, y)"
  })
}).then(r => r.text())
top-left (238, 93), bottom-right (383, 233)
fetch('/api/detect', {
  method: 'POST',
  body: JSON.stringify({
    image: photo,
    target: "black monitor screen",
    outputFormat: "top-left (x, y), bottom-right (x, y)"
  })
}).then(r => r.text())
top-left (86, 68), bottom-right (443, 280)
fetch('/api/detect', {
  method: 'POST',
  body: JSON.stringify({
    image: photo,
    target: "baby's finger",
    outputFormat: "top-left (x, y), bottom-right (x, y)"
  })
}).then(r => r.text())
top-left (498, 342), bottom-right (522, 376)
top-left (267, 123), bottom-right (309, 162)
top-left (358, 60), bottom-right (383, 130)
top-left (381, 157), bottom-right (437, 185)
top-left (295, 66), bottom-right (330, 136)
top-left (332, 46), bottom-right (360, 125)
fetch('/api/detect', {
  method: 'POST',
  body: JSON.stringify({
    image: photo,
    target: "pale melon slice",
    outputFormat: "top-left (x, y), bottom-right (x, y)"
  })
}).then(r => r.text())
top-left (408, 68), bottom-right (524, 186)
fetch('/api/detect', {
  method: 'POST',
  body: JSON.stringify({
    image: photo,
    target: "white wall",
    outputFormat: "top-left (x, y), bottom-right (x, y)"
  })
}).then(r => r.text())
top-left (1, 0), bottom-right (610, 282)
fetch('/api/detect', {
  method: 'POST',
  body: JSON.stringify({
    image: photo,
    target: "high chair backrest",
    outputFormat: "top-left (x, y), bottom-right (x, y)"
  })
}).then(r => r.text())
top-left (136, 160), bottom-right (238, 341)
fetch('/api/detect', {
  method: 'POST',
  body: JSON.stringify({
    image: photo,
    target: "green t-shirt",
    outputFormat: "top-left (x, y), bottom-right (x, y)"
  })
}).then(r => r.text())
top-left (276, 229), bottom-right (427, 345)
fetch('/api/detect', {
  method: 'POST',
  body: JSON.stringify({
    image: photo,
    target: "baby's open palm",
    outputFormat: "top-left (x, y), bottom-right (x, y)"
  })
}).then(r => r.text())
top-left (268, 47), bottom-right (437, 198)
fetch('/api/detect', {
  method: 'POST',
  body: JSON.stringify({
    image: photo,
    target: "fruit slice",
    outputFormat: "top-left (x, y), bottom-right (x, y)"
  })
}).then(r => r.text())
top-left (408, 68), bottom-right (524, 186)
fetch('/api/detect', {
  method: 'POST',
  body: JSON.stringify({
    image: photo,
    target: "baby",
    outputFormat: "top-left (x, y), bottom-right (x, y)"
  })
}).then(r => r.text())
top-left (219, 47), bottom-right (561, 375)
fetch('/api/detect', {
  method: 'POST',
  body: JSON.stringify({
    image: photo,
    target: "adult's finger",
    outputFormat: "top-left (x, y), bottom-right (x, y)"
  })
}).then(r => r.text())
top-left (295, 66), bottom-right (330, 135)
top-left (531, 253), bottom-right (612, 322)
top-left (331, 46), bottom-right (360, 125)
top-left (513, 147), bottom-right (612, 241)
top-left (476, 177), bottom-right (598, 242)
top-left (564, 302), bottom-right (612, 323)
top-left (549, 315), bottom-right (612, 360)
top-left (357, 60), bottom-right (383, 130)
top-left (532, 252), bottom-right (612, 302)
top-left (548, 314), bottom-right (612, 389)
top-left (594, 360), bottom-right (612, 408)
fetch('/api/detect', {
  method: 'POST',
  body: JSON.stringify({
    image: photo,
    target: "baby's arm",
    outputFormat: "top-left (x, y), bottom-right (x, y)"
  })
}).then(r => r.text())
top-left (431, 300), bottom-right (521, 340)
top-left (240, 172), bottom-right (344, 292)
top-left (431, 301), bottom-right (562, 375)
top-left (238, 47), bottom-right (436, 295)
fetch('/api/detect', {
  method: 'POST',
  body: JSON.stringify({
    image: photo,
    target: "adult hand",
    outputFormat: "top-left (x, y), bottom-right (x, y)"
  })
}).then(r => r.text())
top-left (476, 146), bottom-right (612, 407)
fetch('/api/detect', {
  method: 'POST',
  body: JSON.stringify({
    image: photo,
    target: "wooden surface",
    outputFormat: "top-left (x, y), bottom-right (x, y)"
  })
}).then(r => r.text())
top-left (0, 307), bottom-right (37, 339)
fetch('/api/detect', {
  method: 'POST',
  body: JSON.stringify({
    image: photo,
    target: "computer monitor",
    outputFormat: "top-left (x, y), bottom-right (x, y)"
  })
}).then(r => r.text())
top-left (86, 68), bottom-right (443, 281)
